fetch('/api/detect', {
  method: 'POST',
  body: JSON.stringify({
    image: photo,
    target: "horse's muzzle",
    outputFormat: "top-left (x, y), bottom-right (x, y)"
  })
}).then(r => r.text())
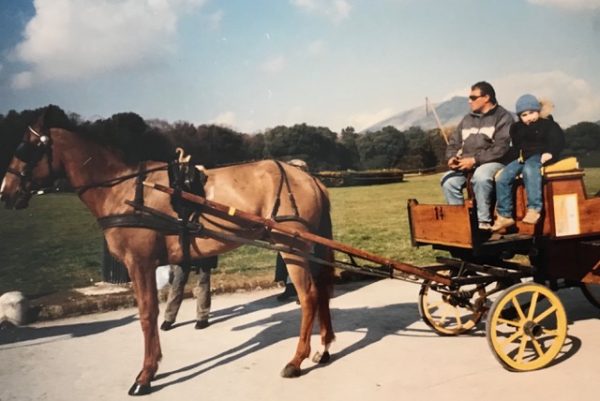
top-left (1, 190), bottom-right (31, 210)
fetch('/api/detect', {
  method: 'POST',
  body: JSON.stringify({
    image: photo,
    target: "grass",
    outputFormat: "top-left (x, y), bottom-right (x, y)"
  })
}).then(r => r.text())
top-left (1, 169), bottom-right (599, 297)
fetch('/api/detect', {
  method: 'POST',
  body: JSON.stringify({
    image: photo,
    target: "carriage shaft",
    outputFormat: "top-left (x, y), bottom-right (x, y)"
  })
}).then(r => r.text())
top-left (143, 182), bottom-right (452, 286)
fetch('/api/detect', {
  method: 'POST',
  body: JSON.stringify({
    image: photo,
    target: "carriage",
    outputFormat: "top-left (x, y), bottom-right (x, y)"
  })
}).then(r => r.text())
top-left (1, 113), bottom-right (599, 395)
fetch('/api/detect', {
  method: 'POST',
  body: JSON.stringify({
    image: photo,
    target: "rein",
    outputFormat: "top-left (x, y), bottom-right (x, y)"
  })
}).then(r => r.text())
top-left (75, 164), bottom-right (170, 195)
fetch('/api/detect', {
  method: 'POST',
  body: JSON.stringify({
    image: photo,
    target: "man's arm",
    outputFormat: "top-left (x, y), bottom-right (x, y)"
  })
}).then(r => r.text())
top-left (445, 120), bottom-right (464, 162)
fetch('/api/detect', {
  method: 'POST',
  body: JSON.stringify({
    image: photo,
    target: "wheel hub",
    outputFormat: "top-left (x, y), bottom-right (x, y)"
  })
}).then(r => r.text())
top-left (523, 320), bottom-right (543, 338)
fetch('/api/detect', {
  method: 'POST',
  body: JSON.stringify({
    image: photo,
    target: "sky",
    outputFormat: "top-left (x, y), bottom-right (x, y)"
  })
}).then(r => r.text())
top-left (1, 0), bottom-right (600, 133)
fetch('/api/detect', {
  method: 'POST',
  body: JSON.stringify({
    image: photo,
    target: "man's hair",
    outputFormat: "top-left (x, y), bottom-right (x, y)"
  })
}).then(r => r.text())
top-left (471, 81), bottom-right (497, 105)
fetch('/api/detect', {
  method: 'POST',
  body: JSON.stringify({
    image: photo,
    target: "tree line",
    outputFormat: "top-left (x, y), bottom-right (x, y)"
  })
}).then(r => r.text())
top-left (1, 105), bottom-right (599, 178)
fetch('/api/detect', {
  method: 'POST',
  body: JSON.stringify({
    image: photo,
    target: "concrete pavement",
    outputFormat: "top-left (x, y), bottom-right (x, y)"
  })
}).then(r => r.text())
top-left (0, 279), bottom-right (599, 401)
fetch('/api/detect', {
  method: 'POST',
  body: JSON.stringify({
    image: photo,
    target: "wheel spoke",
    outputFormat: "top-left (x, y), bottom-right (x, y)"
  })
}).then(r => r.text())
top-left (428, 300), bottom-right (444, 310)
top-left (437, 309), bottom-right (450, 325)
top-left (453, 308), bottom-right (463, 328)
top-left (515, 335), bottom-right (528, 363)
top-left (497, 317), bottom-right (520, 327)
top-left (500, 329), bottom-right (523, 348)
top-left (527, 292), bottom-right (539, 320)
top-left (511, 298), bottom-right (526, 321)
top-left (531, 337), bottom-right (544, 357)
top-left (542, 328), bottom-right (557, 336)
top-left (533, 305), bottom-right (557, 323)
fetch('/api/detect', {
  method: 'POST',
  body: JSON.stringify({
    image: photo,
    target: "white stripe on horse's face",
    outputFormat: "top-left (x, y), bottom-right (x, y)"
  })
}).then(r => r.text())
top-left (0, 176), bottom-right (7, 195)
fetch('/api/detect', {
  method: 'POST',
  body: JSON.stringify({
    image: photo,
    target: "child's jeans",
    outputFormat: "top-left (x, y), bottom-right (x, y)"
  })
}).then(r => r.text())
top-left (495, 154), bottom-right (543, 218)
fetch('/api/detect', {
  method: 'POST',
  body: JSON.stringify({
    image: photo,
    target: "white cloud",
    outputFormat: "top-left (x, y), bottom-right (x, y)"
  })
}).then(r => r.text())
top-left (494, 71), bottom-right (600, 125)
top-left (446, 71), bottom-right (600, 126)
top-left (349, 107), bottom-right (396, 131)
top-left (528, 0), bottom-right (600, 10)
top-left (260, 55), bottom-right (286, 73)
top-left (291, 0), bottom-right (352, 23)
top-left (210, 111), bottom-right (236, 127)
top-left (11, 72), bottom-right (33, 89)
top-left (10, 0), bottom-right (207, 89)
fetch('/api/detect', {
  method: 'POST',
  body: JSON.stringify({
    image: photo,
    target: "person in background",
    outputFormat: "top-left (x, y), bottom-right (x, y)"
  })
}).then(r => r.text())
top-left (160, 256), bottom-right (218, 331)
top-left (274, 253), bottom-right (297, 301)
top-left (441, 81), bottom-right (515, 230)
top-left (491, 94), bottom-right (565, 231)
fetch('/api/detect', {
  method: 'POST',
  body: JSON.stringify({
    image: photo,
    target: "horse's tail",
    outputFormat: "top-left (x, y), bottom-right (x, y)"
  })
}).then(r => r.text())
top-left (311, 179), bottom-right (334, 291)
top-left (312, 179), bottom-right (336, 345)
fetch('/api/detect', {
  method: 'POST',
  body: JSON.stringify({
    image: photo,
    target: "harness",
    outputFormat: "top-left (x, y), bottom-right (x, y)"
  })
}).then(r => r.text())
top-left (9, 127), bottom-right (309, 269)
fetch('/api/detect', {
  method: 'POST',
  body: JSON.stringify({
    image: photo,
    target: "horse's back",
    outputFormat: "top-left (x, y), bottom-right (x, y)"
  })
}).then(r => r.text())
top-left (205, 160), bottom-right (326, 227)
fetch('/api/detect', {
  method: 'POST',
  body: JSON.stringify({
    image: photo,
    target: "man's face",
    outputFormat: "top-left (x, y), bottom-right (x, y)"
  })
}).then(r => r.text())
top-left (468, 89), bottom-right (489, 113)
top-left (519, 110), bottom-right (540, 125)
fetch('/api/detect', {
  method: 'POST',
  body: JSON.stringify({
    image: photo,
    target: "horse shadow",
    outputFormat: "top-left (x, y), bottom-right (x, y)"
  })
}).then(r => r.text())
top-left (0, 314), bottom-right (137, 349)
top-left (152, 300), bottom-right (423, 392)
top-left (166, 278), bottom-right (378, 329)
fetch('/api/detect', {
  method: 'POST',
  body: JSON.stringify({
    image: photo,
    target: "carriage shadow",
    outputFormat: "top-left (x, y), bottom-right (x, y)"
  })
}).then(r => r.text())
top-left (152, 300), bottom-right (423, 392)
top-left (0, 314), bottom-right (137, 349)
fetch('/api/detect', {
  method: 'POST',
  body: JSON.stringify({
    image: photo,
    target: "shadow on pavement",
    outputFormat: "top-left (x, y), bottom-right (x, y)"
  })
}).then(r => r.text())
top-left (0, 314), bottom-right (137, 348)
top-left (152, 300), bottom-right (422, 392)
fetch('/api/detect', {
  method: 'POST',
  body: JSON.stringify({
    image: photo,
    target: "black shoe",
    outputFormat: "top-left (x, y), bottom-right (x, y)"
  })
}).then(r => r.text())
top-left (277, 283), bottom-right (297, 302)
top-left (195, 319), bottom-right (209, 330)
top-left (160, 320), bottom-right (174, 331)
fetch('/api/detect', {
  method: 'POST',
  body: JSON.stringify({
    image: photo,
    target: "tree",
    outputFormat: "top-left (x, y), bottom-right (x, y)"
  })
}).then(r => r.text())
top-left (357, 126), bottom-right (407, 169)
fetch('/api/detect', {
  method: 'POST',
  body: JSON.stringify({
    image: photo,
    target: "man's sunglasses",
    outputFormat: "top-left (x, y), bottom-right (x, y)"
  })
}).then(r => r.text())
top-left (469, 94), bottom-right (486, 101)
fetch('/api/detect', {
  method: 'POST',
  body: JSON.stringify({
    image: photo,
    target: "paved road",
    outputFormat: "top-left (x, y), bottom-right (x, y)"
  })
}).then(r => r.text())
top-left (1, 279), bottom-right (599, 401)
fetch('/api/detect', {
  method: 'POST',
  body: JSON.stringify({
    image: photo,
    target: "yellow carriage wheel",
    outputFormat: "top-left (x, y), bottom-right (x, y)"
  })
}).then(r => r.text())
top-left (486, 282), bottom-right (567, 371)
top-left (418, 280), bottom-right (487, 336)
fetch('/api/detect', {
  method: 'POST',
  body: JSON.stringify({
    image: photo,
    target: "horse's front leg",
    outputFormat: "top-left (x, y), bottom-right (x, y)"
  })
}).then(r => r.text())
top-left (280, 253), bottom-right (318, 378)
top-left (127, 261), bottom-right (162, 396)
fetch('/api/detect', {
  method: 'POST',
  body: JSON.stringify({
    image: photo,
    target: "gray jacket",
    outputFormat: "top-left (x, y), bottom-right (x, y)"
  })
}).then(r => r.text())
top-left (445, 105), bottom-right (514, 165)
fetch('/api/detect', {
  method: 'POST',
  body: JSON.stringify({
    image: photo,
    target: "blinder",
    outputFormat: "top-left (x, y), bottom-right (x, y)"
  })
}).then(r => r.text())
top-left (15, 141), bottom-right (46, 164)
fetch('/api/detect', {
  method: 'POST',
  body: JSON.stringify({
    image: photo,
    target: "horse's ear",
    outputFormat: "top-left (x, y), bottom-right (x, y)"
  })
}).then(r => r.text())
top-left (32, 107), bottom-right (48, 132)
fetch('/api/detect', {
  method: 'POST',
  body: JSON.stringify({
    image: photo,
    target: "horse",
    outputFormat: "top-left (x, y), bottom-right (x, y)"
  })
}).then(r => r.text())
top-left (0, 112), bottom-right (336, 396)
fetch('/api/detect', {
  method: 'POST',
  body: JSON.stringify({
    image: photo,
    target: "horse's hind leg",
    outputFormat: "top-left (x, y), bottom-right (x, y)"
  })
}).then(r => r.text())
top-left (312, 247), bottom-right (335, 364)
top-left (279, 251), bottom-right (319, 378)
top-left (125, 258), bottom-right (162, 396)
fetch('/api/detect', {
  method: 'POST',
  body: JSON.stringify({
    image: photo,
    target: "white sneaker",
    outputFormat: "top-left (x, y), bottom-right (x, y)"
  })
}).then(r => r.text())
top-left (491, 216), bottom-right (515, 232)
top-left (478, 222), bottom-right (492, 231)
top-left (522, 209), bottom-right (541, 225)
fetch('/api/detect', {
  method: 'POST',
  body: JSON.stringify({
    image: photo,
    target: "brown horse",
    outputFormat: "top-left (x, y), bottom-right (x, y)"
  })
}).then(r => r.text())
top-left (0, 114), bottom-right (336, 395)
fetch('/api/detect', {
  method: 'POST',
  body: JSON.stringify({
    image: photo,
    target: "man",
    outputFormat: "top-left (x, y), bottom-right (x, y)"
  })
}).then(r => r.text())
top-left (160, 256), bottom-right (218, 331)
top-left (441, 81), bottom-right (514, 230)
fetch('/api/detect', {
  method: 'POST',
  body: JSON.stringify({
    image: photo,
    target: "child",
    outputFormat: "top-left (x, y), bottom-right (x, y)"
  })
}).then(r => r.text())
top-left (491, 94), bottom-right (565, 232)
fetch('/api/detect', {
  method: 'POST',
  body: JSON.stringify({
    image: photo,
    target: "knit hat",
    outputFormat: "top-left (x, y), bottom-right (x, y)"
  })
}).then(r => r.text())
top-left (515, 94), bottom-right (541, 115)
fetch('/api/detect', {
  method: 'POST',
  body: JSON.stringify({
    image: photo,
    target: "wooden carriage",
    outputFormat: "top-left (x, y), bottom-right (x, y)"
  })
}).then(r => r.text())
top-left (406, 158), bottom-right (600, 371)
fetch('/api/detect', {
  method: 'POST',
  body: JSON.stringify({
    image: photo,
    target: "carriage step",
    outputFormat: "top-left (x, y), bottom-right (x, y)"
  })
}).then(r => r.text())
top-left (482, 233), bottom-right (533, 245)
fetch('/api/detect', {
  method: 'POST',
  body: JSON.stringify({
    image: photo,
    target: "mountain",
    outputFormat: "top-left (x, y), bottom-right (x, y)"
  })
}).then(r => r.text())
top-left (364, 96), bottom-right (469, 132)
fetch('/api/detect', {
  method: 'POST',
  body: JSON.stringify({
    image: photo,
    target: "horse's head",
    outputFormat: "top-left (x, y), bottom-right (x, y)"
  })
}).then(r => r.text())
top-left (1, 125), bottom-right (56, 209)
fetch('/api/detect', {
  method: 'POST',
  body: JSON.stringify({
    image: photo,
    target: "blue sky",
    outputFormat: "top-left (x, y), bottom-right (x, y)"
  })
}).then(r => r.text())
top-left (1, 0), bottom-right (599, 132)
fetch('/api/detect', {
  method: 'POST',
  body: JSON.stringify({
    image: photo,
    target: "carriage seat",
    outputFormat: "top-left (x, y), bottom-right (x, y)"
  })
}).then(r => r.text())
top-left (541, 156), bottom-right (580, 177)
top-left (493, 157), bottom-right (580, 180)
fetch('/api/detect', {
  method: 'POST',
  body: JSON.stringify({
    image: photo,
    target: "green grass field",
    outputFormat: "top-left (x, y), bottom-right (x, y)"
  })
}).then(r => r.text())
top-left (1, 169), bottom-right (599, 297)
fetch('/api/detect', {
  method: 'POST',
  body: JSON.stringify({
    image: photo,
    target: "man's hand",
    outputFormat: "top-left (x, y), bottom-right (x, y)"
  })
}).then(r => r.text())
top-left (447, 156), bottom-right (460, 170)
top-left (457, 157), bottom-right (476, 171)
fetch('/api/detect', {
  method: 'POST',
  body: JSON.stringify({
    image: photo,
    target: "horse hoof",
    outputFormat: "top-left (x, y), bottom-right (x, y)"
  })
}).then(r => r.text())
top-left (280, 363), bottom-right (302, 378)
top-left (312, 351), bottom-right (331, 364)
top-left (128, 382), bottom-right (152, 396)
top-left (160, 320), bottom-right (174, 331)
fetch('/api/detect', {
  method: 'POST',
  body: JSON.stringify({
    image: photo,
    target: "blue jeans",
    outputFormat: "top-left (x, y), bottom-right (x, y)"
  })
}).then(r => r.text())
top-left (495, 155), bottom-right (543, 218)
top-left (441, 162), bottom-right (505, 223)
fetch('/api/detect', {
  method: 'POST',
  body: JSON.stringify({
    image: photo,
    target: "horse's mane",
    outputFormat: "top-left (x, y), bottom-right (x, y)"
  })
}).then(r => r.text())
top-left (40, 106), bottom-right (174, 165)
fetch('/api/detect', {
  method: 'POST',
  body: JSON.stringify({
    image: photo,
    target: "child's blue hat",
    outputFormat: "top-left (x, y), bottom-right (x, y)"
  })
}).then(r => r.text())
top-left (515, 94), bottom-right (541, 115)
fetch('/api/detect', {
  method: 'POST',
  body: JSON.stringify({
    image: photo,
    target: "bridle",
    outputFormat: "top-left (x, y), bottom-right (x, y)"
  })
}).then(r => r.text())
top-left (5, 126), bottom-right (55, 192)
